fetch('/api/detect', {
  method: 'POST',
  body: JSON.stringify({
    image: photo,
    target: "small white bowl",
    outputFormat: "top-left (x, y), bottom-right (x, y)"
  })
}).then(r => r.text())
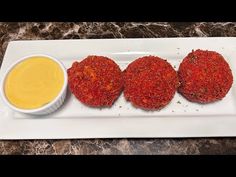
top-left (0, 54), bottom-right (68, 115)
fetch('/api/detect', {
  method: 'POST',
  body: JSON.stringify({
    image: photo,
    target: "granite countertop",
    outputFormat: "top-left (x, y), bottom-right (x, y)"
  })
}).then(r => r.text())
top-left (1, 22), bottom-right (236, 155)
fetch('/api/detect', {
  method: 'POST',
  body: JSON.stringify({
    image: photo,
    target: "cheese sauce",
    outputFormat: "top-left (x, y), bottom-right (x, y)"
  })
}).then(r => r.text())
top-left (4, 56), bottom-right (64, 109)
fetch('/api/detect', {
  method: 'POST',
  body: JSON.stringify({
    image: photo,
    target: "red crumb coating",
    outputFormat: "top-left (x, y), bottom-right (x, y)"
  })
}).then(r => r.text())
top-left (178, 49), bottom-right (233, 103)
top-left (124, 56), bottom-right (179, 110)
top-left (67, 56), bottom-right (123, 107)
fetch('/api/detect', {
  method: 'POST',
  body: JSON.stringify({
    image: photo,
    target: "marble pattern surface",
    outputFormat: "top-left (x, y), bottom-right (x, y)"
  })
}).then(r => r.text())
top-left (1, 22), bottom-right (236, 155)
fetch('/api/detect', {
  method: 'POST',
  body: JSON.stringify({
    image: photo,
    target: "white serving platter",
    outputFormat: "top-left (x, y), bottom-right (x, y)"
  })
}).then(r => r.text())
top-left (0, 37), bottom-right (236, 139)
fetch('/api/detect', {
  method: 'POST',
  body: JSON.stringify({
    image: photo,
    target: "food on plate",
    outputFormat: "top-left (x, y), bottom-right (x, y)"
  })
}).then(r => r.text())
top-left (178, 49), bottom-right (233, 103)
top-left (4, 56), bottom-right (64, 109)
top-left (67, 55), bottom-right (123, 107)
top-left (123, 56), bottom-right (179, 110)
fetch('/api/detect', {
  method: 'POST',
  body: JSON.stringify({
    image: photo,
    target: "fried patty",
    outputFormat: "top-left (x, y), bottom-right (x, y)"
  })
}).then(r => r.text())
top-left (123, 56), bottom-right (179, 110)
top-left (178, 49), bottom-right (233, 103)
top-left (67, 56), bottom-right (123, 107)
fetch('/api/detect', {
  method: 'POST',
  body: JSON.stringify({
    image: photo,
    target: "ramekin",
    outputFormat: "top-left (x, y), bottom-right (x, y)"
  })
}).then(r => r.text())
top-left (0, 54), bottom-right (68, 115)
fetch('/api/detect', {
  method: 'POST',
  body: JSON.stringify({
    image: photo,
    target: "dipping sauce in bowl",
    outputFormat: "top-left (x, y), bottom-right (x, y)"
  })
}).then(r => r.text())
top-left (1, 55), bottom-right (68, 115)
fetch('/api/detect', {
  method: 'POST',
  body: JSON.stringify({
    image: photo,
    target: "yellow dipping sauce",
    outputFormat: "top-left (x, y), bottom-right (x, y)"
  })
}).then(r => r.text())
top-left (4, 56), bottom-right (64, 109)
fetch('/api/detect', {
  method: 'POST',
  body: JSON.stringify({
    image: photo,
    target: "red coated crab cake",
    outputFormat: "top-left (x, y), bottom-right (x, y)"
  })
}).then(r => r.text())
top-left (178, 49), bottom-right (233, 103)
top-left (67, 56), bottom-right (123, 107)
top-left (123, 56), bottom-right (179, 110)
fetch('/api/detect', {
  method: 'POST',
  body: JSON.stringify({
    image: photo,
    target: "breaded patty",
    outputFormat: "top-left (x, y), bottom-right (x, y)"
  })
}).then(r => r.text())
top-left (67, 56), bottom-right (123, 107)
top-left (178, 49), bottom-right (233, 103)
top-left (123, 56), bottom-right (179, 110)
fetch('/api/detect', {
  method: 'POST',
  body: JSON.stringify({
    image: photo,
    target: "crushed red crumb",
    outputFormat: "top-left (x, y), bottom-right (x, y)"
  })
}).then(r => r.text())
top-left (123, 56), bottom-right (179, 110)
top-left (178, 49), bottom-right (233, 103)
top-left (67, 56), bottom-right (123, 107)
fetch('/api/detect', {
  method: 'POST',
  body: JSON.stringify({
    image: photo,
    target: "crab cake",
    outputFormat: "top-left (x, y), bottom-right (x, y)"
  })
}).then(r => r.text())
top-left (124, 56), bottom-right (179, 110)
top-left (67, 56), bottom-right (123, 107)
top-left (178, 49), bottom-right (233, 103)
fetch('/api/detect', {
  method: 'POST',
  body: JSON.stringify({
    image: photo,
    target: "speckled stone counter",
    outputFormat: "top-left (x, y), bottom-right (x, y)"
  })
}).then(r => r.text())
top-left (1, 22), bottom-right (236, 155)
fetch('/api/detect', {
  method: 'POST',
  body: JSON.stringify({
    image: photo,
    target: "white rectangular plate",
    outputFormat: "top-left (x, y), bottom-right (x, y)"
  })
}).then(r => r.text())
top-left (1, 37), bottom-right (236, 139)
